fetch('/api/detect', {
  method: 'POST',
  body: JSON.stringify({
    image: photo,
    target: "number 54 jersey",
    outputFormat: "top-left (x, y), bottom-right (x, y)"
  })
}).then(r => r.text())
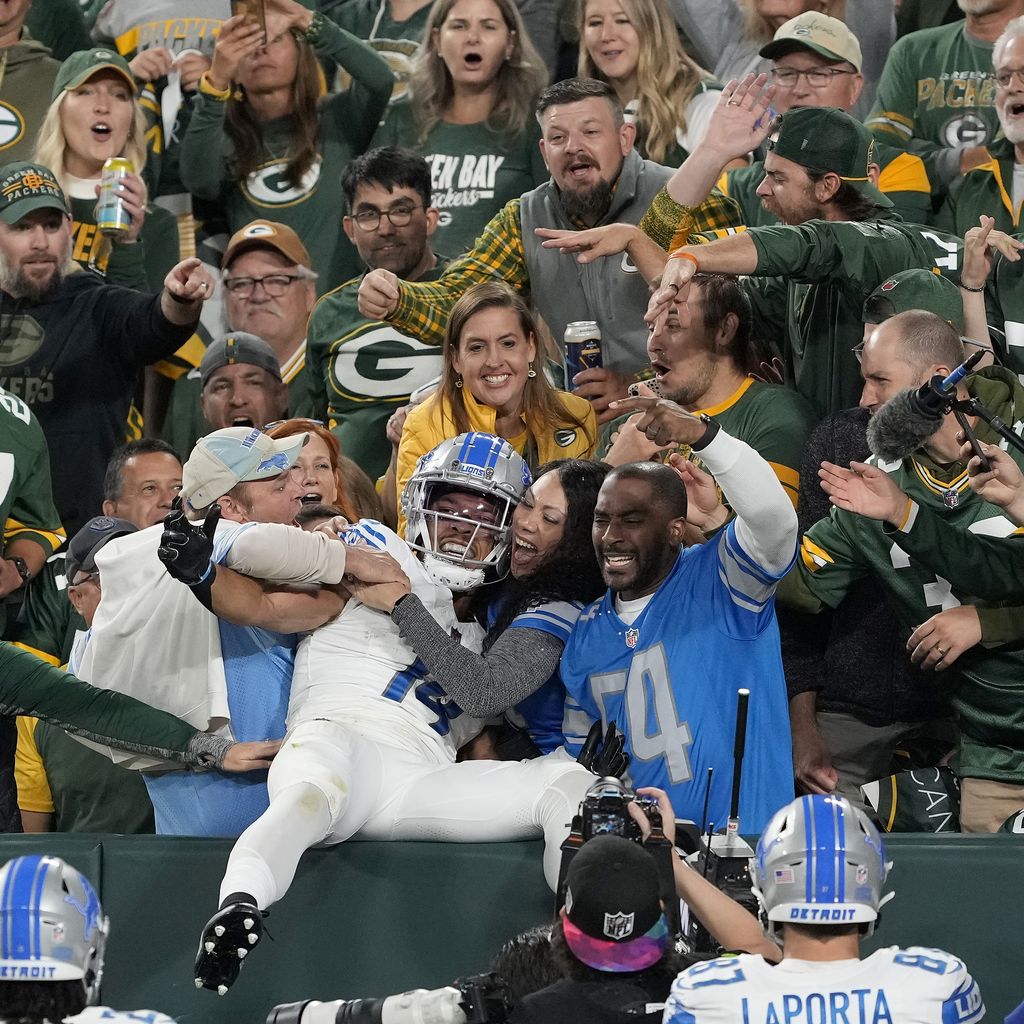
top-left (560, 520), bottom-right (794, 835)
top-left (665, 947), bottom-right (984, 1024)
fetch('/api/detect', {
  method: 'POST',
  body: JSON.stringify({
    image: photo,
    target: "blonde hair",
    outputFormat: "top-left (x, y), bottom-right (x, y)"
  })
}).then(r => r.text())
top-left (33, 92), bottom-right (148, 197)
top-left (409, 0), bottom-right (548, 143)
top-left (741, 0), bottom-right (837, 44)
top-left (577, 0), bottom-right (710, 164)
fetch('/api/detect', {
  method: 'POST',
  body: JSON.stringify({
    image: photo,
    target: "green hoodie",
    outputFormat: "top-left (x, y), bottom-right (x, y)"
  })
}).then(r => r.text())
top-left (0, 37), bottom-right (60, 163)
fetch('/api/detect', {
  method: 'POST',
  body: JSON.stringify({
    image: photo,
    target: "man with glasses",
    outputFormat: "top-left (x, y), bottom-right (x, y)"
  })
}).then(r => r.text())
top-left (306, 147), bottom-right (449, 480)
top-left (938, 17), bottom-right (1024, 240)
top-left (718, 12), bottom-right (933, 227)
top-left (164, 220), bottom-right (319, 453)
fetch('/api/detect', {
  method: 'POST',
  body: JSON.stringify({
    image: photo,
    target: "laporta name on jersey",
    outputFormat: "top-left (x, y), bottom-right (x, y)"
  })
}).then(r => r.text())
top-left (740, 989), bottom-right (894, 1024)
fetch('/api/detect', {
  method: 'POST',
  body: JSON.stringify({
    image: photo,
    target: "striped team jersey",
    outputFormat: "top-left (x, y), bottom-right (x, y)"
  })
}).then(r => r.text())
top-left (665, 947), bottom-right (984, 1024)
top-left (70, 1010), bottom-right (177, 1023)
top-left (503, 600), bottom-right (583, 754)
top-left (560, 521), bottom-right (794, 834)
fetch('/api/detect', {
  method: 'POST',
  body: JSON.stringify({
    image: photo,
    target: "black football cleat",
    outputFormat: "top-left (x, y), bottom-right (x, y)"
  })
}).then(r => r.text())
top-left (194, 901), bottom-right (263, 995)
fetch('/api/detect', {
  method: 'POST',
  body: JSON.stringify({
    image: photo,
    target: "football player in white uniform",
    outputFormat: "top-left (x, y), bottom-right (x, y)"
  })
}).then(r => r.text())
top-left (0, 854), bottom-right (176, 1024)
top-left (194, 433), bottom-right (598, 995)
top-left (665, 794), bottom-right (985, 1024)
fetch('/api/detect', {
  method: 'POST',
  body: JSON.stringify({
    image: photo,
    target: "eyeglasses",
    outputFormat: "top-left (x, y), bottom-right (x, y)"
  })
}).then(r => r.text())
top-left (350, 204), bottom-right (423, 230)
top-left (995, 68), bottom-right (1024, 89)
top-left (770, 67), bottom-right (858, 88)
top-left (222, 274), bottom-right (305, 298)
top-left (70, 570), bottom-right (100, 587)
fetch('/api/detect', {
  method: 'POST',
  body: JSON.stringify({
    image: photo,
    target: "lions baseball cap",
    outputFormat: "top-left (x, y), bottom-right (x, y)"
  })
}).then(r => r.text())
top-left (65, 516), bottom-right (137, 583)
top-left (223, 219), bottom-right (312, 270)
top-left (0, 162), bottom-right (70, 224)
top-left (53, 48), bottom-right (137, 101)
top-left (200, 332), bottom-right (282, 388)
top-left (562, 836), bottom-right (669, 973)
top-left (770, 106), bottom-right (892, 208)
top-left (182, 427), bottom-right (307, 510)
top-left (760, 12), bottom-right (863, 71)
top-left (863, 269), bottom-right (965, 332)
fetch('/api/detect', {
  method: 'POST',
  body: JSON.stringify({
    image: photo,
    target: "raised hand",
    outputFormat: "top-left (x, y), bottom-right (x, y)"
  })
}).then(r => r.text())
top-left (606, 394), bottom-right (708, 448)
top-left (908, 605), bottom-right (982, 672)
top-left (818, 460), bottom-right (910, 525)
top-left (706, 74), bottom-right (778, 164)
top-left (577, 721), bottom-right (630, 778)
top-left (961, 215), bottom-right (1024, 290)
top-left (358, 268), bottom-right (401, 320)
top-left (158, 496), bottom-right (220, 585)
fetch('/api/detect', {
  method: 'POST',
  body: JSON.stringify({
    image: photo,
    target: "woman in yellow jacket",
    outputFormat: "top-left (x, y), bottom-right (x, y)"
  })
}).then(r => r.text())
top-left (394, 282), bottom-right (596, 533)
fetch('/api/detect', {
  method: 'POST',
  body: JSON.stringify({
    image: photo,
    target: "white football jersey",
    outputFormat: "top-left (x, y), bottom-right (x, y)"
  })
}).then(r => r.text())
top-left (68, 1008), bottom-right (176, 1023)
top-left (665, 947), bottom-right (984, 1024)
top-left (290, 521), bottom-right (483, 759)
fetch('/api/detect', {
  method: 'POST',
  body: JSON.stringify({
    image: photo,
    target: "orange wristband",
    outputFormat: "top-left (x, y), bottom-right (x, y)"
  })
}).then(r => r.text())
top-left (668, 250), bottom-right (699, 270)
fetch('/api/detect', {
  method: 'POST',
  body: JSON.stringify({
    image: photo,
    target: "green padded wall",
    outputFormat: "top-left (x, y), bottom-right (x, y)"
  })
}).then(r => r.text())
top-left (0, 835), bottom-right (1018, 1024)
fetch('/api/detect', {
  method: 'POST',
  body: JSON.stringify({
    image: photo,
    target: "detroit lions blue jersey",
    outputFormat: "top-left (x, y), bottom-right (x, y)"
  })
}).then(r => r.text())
top-left (504, 600), bottom-right (583, 753)
top-left (665, 947), bottom-right (984, 1024)
top-left (560, 522), bottom-right (793, 834)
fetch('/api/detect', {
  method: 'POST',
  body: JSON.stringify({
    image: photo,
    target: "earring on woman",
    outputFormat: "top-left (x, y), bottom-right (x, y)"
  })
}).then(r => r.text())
top-left (527, 362), bottom-right (537, 379)
top-left (456, 373), bottom-right (464, 388)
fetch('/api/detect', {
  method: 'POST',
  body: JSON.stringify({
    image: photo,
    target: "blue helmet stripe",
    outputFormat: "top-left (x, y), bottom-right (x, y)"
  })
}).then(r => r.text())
top-left (801, 797), bottom-right (814, 903)
top-left (0, 852), bottom-right (14, 958)
top-left (30, 859), bottom-right (47, 960)
top-left (457, 434), bottom-right (475, 466)
top-left (835, 797), bottom-right (847, 903)
top-left (810, 795), bottom-right (838, 904)
top-left (5, 855), bottom-right (43, 961)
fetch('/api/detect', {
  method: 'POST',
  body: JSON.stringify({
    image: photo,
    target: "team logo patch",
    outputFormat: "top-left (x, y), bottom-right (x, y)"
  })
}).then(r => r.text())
top-left (855, 866), bottom-right (868, 885)
top-left (257, 452), bottom-right (291, 472)
top-left (941, 113), bottom-right (988, 150)
top-left (603, 911), bottom-right (635, 940)
top-left (243, 158), bottom-right (322, 207)
top-left (554, 428), bottom-right (578, 448)
top-left (880, 279), bottom-right (897, 291)
top-left (244, 223), bottom-right (277, 238)
top-left (0, 102), bottom-right (24, 151)
top-left (625, 627), bottom-right (639, 649)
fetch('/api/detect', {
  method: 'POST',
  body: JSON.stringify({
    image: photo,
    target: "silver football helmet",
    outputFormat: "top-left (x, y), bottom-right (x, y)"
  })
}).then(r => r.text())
top-left (0, 855), bottom-right (109, 1003)
top-left (403, 432), bottom-right (530, 591)
top-left (751, 794), bottom-right (894, 939)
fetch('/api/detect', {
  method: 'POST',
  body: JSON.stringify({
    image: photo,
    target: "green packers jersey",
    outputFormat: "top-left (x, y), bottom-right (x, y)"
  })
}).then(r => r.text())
top-left (8, 554), bottom-right (80, 666)
top-left (372, 105), bottom-right (548, 258)
top-left (866, 22), bottom-right (999, 190)
top-left (321, 0), bottom-right (430, 106)
top-left (306, 258), bottom-right (451, 480)
top-left (719, 139), bottom-right (933, 228)
top-left (798, 367), bottom-right (1024, 784)
top-left (935, 138), bottom-right (1022, 238)
top-left (0, 390), bottom-right (64, 638)
top-left (986, 247), bottom-right (1024, 376)
top-left (739, 216), bottom-right (963, 417)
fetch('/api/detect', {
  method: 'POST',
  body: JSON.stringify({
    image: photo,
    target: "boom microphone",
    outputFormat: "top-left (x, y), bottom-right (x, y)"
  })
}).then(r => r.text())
top-left (866, 350), bottom-right (984, 462)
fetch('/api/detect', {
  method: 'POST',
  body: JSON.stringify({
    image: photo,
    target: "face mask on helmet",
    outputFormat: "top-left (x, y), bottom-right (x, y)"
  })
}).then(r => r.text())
top-left (403, 432), bottom-right (531, 591)
top-left (0, 855), bottom-right (109, 1007)
top-left (750, 794), bottom-right (895, 940)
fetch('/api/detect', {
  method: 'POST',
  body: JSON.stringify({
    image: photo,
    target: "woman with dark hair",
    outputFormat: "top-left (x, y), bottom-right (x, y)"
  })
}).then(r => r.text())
top-left (351, 458), bottom-right (608, 756)
top-left (373, 0), bottom-right (549, 256)
top-left (393, 281), bottom-right (596, 532)
top-left (180, 0), bottom-right (394, 293)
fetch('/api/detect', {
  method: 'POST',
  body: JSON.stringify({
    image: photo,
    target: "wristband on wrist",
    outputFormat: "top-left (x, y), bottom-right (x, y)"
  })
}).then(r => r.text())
top-left (667, 250), bottom-right (699, 270)
top-left (302, 10), bottom-right (325, 42)
top-left (198, 71), bottom-right (231, 100)
top-left (960, 282), bottom-right (986, 293)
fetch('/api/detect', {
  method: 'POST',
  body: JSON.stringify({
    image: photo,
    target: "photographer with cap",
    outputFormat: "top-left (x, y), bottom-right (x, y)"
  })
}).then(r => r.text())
top-left (0, 161), bottom-right (214, 536)
top-left (511, 787), bottom-right (778, 1024)
top-left (665, 794), bottom-right (984, 1024)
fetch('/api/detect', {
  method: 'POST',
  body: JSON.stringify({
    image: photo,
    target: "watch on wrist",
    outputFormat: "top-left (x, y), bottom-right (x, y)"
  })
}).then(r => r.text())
top-left (6, 556), bottom-right (30, 586)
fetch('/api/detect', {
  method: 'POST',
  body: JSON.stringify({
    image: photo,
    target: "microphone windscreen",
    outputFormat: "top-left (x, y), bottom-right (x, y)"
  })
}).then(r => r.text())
top-left (866, 389), bottom-right (943, 463)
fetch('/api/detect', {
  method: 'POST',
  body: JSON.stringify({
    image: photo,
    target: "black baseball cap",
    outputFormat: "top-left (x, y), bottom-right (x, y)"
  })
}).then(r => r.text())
top-left (562, 836), bottom-right (668, 973)
top-left (770, 107), bottom-right (892, 208)
top-left (65, 516), bottom-right (137, 582)
top-left (200, 332), bottom-right (282, 388)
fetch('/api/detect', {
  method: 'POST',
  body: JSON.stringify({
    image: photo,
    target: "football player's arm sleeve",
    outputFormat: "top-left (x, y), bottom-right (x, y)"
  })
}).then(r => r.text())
top-left (392, 597), bottom-right (564, 715)
top-left (695, 428), bottom-right (797, 577)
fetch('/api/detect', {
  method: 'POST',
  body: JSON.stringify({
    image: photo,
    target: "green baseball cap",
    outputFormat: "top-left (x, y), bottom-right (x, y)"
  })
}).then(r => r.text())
top-left (52, 47), bottom-right (136, 101)
top-left (770, 106), bottom-right (892, 208)
top-left (0, 162), bottom-right (70, 225)
top-left (863, 269), bottom-right (965, 332)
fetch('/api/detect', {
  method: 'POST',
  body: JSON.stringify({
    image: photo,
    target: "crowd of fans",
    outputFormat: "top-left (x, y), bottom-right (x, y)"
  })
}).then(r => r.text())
top-left (0, 0), bottom-right (1023, 1016)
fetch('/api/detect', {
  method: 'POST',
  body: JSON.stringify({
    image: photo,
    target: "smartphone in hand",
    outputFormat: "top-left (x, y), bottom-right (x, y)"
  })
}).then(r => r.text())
top-left (231, 0), bottom-right (268, 39)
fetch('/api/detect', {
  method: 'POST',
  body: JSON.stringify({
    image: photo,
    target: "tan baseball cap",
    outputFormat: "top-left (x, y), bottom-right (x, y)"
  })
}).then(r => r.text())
top-left (182, 427), bottom-right (307, 510)
top-left (760, 12), bottom-right (863, 72)
top-left (223, 220), bottom-right (312, 270)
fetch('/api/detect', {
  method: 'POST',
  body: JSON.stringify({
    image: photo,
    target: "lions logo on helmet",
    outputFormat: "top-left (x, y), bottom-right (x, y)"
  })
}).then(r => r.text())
top-left (0, 855), bottom-right (109, 1006)
top-left (750, 795), bottom-right (894, 939)
top-left (402, 432), bottom-right (530, 591)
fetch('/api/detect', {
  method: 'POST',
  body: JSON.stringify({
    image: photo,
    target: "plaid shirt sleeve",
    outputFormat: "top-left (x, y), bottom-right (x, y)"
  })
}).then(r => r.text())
top-left (389, 199), bottom-right (529, 344)
top-left (639, 186), bottom-right (742, 251)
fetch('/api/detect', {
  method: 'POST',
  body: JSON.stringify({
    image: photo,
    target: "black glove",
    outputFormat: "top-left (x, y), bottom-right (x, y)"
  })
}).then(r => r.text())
top-left (158, 496), bottom-right (220, 586)
top-left (577, 721), bottom-right (630, 779)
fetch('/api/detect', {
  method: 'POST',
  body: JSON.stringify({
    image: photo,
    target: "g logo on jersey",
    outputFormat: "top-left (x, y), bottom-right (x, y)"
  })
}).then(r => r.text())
top-left (941, 112), bottom-right (989, 149)
top-left (330, 327), bottom-right (443, 401)
top-left (0, 314), bottom-right (45, 366)
top-left (243, 158), bottom-right (322, 208)
top-left (0, 102), bottom-right (24, 151)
